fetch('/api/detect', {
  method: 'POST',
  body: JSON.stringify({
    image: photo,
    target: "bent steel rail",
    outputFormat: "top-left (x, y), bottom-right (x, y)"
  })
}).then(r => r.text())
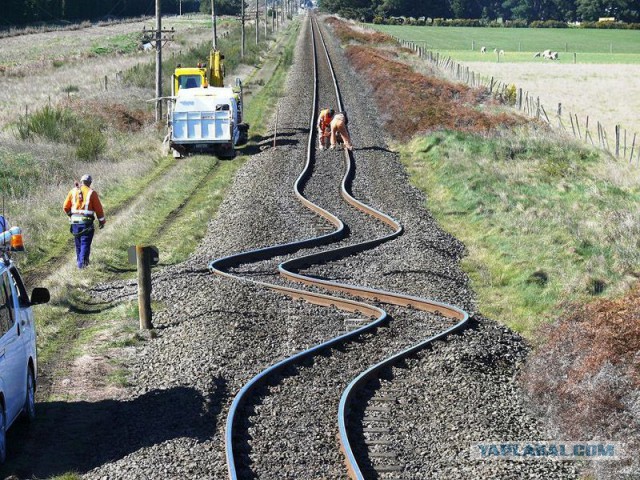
top-left (209, 14), bottom-right (469, 479)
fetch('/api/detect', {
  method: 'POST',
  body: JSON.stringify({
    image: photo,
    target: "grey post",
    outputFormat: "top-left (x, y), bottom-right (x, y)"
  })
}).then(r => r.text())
top-left (137, 245), bottom-right (153, 329)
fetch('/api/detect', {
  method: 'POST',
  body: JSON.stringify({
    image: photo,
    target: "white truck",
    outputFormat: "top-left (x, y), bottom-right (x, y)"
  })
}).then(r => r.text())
top-left (168, 85), bottom-right (248, 159)
top-left (167, 50), bottom-right (249, 159)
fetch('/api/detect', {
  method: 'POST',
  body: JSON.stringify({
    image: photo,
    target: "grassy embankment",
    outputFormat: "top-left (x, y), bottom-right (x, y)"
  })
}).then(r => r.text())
top-left (2, 18), bottom-right (299, 382)
top-left (370, 24), bottom-right (640, 63)
top-left (331, 19), bottom-right (640, 337)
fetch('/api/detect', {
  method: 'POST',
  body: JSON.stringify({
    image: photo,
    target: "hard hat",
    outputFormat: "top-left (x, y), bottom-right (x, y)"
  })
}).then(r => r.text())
top-left (81, 174), bottom-right (92, 184)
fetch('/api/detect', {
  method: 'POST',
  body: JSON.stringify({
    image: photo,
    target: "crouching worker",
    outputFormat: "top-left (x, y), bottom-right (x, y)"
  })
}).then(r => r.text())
top-left (317, 108), bottom-right (334, 150)
top-left (63, 174), bottom-right (106, 269)
top-left (330, 111), bottom-right (353, 151)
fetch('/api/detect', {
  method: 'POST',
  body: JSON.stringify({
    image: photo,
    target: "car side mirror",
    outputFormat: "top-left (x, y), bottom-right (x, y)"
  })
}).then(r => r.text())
top-left (30, 288), bottom-right (50, 305)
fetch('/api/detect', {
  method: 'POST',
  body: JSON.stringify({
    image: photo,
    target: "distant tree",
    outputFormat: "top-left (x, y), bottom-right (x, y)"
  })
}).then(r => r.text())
top-left (577, 0), bottom-right (639, 21)
top-left (200, 0), bottom-right (245, 15)
top-left (449, 0), bottom-right (482, 18)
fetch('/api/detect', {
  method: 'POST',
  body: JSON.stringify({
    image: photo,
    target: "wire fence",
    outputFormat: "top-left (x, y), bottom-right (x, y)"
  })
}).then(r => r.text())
top-left (390, 35), bottom-right (640, 163)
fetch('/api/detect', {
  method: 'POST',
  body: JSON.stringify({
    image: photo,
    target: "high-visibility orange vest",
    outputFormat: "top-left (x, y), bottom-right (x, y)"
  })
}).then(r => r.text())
top-left (317, 109), bottom-right (333, 132)
top-left (63, 185), bottom-right (105, 224)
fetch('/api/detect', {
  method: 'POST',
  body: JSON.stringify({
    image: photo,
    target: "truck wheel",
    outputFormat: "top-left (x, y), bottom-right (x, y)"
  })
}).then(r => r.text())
top-left (24, 368), bottom-right (36, 422)
top-left (220, 147), bottom-right (236, 160)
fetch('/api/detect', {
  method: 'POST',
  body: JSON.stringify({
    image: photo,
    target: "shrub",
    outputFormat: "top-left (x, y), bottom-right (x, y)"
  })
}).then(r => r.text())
top-left (15, 105), bottom-right (76, 142)
top-left (579, 20), bottom-right (640, 29)
top-left (504, 83), bottom-right (517, 106)
top-left (76, 124), bottom-right (107, 161)
top-left (530, 19), bottom-right (567, 28)
top-left (14, 104), bottom-right (107, 160)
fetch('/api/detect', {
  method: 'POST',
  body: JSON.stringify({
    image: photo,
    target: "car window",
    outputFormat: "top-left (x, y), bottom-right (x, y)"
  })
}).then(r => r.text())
top-left (9, 266), bottom-right (29, 307)
top-left (0, 272), bottom-right (14, 336)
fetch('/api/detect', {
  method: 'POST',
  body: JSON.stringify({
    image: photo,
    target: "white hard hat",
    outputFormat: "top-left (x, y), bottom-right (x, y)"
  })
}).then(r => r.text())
top-left (81, 174), bottom-right (92, 184)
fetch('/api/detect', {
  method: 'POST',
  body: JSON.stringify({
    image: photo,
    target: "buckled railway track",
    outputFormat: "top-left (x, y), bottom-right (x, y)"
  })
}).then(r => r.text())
top-left (209, 14), bottom-right (469, 479)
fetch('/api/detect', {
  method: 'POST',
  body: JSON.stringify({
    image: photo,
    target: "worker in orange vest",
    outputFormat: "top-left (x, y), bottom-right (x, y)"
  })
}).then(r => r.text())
top-left (330, 111), bottom-right (353, 151)
top-left (317, 108), bottom-right (335, 150)
top-left (63, 174), bottom-right (105, 268)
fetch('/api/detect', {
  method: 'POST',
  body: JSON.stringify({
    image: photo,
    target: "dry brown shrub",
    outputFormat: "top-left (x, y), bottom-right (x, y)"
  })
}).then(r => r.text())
top-left (62, 98), bottom-right (152, 132)
top-left (523, 285), bottom-right (640, 478)
top-left (325, 17), bottom-right (393, 45)
top-left (345, 45), bottom-right (525, 140)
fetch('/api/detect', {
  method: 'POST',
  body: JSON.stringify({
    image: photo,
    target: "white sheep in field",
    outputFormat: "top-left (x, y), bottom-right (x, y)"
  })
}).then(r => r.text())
top-left (480, 46), bottom-right (486, 53)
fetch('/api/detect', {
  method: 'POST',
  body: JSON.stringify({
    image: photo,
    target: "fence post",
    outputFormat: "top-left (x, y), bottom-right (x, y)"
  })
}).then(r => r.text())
top-left (104, 75), bottom-right (108, 91)
top-left (517, 88), bottom-right (523, 110)
top-left (615, 125), bottom-right (620, 157)
top-left (557, 103), bottom-right (562, 128)
top-left (573, 52), bottom-right (577, 64)
top-left (136, 245), bottom-right (153, 330)
top-left (631, 133), bottom-right (636, 163)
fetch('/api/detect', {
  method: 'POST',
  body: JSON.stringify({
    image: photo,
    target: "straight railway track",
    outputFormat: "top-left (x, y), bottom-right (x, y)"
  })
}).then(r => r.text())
top-left (209, 14), bottom-right (469, 479)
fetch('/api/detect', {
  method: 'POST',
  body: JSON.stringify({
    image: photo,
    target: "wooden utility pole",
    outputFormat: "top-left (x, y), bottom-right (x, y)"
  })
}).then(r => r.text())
top-left (155, 0), bottom-right (162, 122)
top-left (241, 0), bottom-right (245, 58)
top-left (211, 0), bottom-right (217, 49)
top-left (136, 246), bottom-right (153, 330)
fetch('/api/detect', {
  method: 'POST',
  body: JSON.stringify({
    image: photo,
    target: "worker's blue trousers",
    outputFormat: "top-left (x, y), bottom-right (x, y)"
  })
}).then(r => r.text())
top-left (71, 223), bottom-right (94, 269)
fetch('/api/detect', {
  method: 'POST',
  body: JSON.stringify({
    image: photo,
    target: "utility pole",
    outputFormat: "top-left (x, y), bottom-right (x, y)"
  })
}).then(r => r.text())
top-left (179, 0), bottom-right (182, 16)
top-left (255, 0), bottom-right (259, 45)
top-left (241, 0), bottom-right (245, 58)
top-left (155, 0), bottom-right (162, 122)
top-left (264, 0), bottom-right (268, 36)
top-left (211, 0), bottom-right (217, 49)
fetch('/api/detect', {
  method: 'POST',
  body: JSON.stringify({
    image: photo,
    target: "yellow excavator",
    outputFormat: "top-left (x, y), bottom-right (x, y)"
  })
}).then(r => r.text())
top-left (172, 49), bottom-right (226, 93)
top-left (168, 49), bottom-right (248, 159)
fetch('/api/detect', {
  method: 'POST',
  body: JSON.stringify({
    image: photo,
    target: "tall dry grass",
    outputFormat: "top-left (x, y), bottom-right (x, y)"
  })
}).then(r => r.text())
top-left (522, 286), bottom-right (640, 479)
top-left (465, 61), bottom-right (640, 140)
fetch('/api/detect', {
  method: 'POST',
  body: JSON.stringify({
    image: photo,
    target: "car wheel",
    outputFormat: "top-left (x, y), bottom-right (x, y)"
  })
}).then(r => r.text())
top-left (24, 368), bottom-right (35, 422)
top-left (0, 406), bottom-right (6, 463)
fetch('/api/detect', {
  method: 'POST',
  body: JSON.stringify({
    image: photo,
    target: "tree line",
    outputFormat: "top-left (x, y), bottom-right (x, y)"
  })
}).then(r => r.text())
top-left (319, 0), bottom-right (639, 24)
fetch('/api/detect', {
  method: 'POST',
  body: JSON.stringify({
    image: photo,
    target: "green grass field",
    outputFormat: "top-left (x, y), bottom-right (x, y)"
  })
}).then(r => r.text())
top-left (370, 24), bottom-right (640, 63)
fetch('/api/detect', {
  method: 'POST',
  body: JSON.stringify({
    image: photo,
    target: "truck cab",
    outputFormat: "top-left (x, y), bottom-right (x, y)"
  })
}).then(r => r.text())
top-left (0, 218), bottom-right (49, 462)
top-left (173, 67), bottom-right (206, 94)
top-left (168, 50), bottom-right (248, 159)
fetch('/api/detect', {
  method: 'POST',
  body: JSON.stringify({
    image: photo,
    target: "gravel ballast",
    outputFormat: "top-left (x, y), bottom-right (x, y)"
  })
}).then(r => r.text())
top-left (85, 13), bottom-right (578, 480)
